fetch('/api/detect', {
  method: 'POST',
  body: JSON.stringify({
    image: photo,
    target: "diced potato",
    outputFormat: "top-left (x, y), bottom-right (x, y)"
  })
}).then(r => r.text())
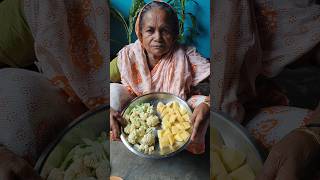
top-left (179, 130), bottom-right (190, 141)
top-left (175, 123), bottom-right (185, 130)
top-left (171, 125), bottom-right (179, 134)
top-left (159, 136), bottom-right (170, 149)
top-left (158, 130), bottom-right (165, 138)
top-left (182, 114), bottom-right (190, 122)
top-left (157, 102), bottom-right (165, 113)
top-left (177, 114), bottom-right (184, 122)
top-left (161, 108), bottom-right (170, 117)
top-left (169, 115), bottom-right (177, 123)
top-left (168, 134), bottom-right (174, 146)
top-left (212, 152), bottom-right (227, 177)
top-left (179, 107), bottom-right (188, 115)
top-left (182, 121), bottom-right (191, 130)
top-left (162, 120), bottom-right (171, 129)
top-left (215, 173), bottom-right (232, 180)
top-left (174, 134), bottom-right (183, 142)
top-left (220, 146), bottom-right (246, 172)
top-left (163, 129), bottom-right (172, 136)
top-left (229, 164), bottom-right (255, 180)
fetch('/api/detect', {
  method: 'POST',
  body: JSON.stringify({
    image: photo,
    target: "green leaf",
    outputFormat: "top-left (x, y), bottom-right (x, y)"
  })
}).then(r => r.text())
top-left (128, 0), bottom-right (145, 43)
top-left (110, 6), bottom-right (129, 42)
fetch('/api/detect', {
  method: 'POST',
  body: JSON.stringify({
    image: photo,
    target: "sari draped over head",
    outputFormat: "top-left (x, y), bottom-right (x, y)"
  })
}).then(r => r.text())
top-left (117, 0), bottom-right (210, 101)
top-left (23, 0), bottom-right (109, 109)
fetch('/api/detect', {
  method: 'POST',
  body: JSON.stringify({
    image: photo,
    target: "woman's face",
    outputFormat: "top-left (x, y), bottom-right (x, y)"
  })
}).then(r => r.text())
top-left (140, 8), bottom-right (176, 60)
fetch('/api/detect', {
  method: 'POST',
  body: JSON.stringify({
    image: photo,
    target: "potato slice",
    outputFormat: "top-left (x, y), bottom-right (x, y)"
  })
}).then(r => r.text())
top-left (182, 114), bottom-right (190, 122)
top-left (220, 146), bottom-right (246, 172)
top-left (179, 107), bottom-right (188, 115)
top-left (158, 130), bottom-right (165, 138)
top-left (174, 134), bottom-right (183, 142)
top-left (179, 130), bottom-right (190, 141)
top-left (229, 164), bottom-right (255, 180)
top-left (157, 102), bottom-right (165, 113)
top-left (182, 121), bottom-right (191, 130)
top-left (175, 123), bottom-right (185, 130)
top-left (212, 152), bottom-right (227, 177)
top-left (171, 125), bottom-right (179, 135)
top-left (169, 115), bottom-right (177, 123)
top-left (215, 173), bottom-right (232, 180)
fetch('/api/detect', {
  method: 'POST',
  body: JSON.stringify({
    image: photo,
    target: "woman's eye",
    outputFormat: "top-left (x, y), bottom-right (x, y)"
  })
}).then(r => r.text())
top-left (146, 29), bottom-right (153, 33)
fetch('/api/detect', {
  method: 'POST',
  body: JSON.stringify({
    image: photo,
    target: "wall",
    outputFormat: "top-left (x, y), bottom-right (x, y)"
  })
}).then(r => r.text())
top-left (110, 0), bottom-right (210, 59)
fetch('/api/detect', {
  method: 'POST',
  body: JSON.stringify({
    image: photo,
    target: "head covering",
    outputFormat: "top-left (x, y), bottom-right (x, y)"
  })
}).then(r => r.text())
top-left (135, 0), bottom-right (179, 43)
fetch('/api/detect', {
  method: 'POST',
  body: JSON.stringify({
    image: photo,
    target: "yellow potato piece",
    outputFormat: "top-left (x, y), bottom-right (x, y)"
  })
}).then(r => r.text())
top-left (157, 102), bottom-right (165, 113)
top-left (182, 121), bottom-right (191, 130)
top-left (161, 108), bottom-right (170, 117)
top-left (168, 134), bottom-right (175, 146)
top-left (177, 114), bottom-right (184, 122)
top-left (163, 129), bottom-right (172, 136)
top-left (175, 123), bottom-right (185, 130)
top-left (179, 107), bottom-right (187, 115)
top-left (229, 164), bottom-right (255, 180)
top-left (179, 130), bottom-right (190, 141)
top-left (169, 115), bottom-right (177, 123)
top-left (212, 152), bottom-right (227, 177)
top-left (159, 136), bottom-right (170, 149)
top-left (158, 130), bottom-right (165, 138)
top-left (171, 125), bottom-right (179, 134)
top-left (215, 173), bottom-right (232, 180)
top-left (162, 120), bottom-right (171, 129)
top-left (182, 114), bottom-right (190, 122)
top-left (174, 134), bottom-right (183, 142)
top-left (220, 146), bottom-right (246, 172)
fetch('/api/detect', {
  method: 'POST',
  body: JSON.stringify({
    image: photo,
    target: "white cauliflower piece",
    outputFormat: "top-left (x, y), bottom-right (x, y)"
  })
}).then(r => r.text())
top-left (47, 168), bottom-right (64, 180)
top-left (64, 159), bottom-right (93, 180)
top-left (140, 132), bottom-right (155, 146)
top-left (128, 130), bottom-right (138, 144)
top-left (146, 115), bottom-right (159, 127)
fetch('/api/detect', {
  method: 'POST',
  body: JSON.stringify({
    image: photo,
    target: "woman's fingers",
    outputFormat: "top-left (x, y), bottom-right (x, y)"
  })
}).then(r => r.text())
top-left (191, 111), bottom-right (203, 141)
top-left (190, 108), bottom-right (199, 125)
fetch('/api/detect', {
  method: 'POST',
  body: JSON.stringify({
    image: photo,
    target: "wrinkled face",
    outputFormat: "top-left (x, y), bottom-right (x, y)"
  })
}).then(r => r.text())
top-left (140, 8), bottom-right (176, 59)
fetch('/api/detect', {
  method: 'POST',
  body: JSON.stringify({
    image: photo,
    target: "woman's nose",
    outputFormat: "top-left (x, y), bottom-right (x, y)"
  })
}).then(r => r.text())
top-left (154, 31), bottom-right (163, 41)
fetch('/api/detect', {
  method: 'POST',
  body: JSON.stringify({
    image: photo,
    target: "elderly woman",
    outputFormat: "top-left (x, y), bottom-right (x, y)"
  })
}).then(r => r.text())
top-left (110, 1), bottom-right (210, 154)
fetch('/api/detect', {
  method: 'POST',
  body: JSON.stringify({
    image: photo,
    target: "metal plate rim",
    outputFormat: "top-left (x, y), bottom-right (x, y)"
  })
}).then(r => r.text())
top-left (211, 110), bottom-right (266, 163)
top-left (34, 104), bottom-right (109, 173)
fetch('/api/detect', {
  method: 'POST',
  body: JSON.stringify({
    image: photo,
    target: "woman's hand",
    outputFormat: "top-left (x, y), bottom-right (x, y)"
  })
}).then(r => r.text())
top-left (0, 147), bottom-right (42, 180)
top-left (110, 108), bottom-right (125, 141)
top-left (190, 102), bottom-right (210, 142)
top-left (256, 129), bottom-right (320, 180)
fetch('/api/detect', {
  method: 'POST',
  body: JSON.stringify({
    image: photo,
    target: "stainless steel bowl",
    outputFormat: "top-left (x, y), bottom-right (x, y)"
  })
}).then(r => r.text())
top-left (34, 105), bottom-right (109, 178)
top-left (120, 92), bottom-right (193, 159)
top-left (211, 111), bottom-right (265, 175)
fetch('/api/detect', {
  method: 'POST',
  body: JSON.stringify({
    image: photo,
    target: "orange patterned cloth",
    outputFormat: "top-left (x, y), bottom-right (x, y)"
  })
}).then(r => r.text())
top-left (23, 0), bottom-right (109, 109)
top-left (211, 0), bottom-right (320, 122)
